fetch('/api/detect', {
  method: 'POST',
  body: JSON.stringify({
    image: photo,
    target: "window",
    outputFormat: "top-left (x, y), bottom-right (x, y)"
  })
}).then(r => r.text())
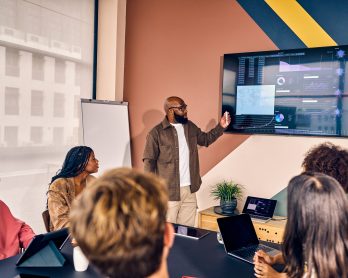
top-left (73, 127), bottom-right (79, 143)
top-left (5, 48), bottom-right (20, 77)
top-left (74, 95), bottom-right (80, 118)
top-left (31, 90), bottom-right (44, 116)
top-left (53, 127), bottom-right (64, 145)
top-left (75, 63), bottom-right (82, 86)
top-left (5, 87), bottom-right (20, 115)
top-left (0, 0), bottom-right (95, 233)
top-left (30, 126), bottom-right (43, 144)
top-left (4, 126), bottom-right (18, 147)
top-left (32, 54), bottom-right (45, 80)
top-left (55, 59), bottom-right (65, 83)
top-left (53, 93), bottom-right (65, 117)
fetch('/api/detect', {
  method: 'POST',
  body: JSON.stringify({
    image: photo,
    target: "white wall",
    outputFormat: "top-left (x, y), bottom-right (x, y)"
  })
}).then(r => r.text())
top-left (96, 0), bottom-right (127, 101)
top-left (1, 171), bottom-right (56, 234)
top-left (197, 135), bottom-right (348, 212)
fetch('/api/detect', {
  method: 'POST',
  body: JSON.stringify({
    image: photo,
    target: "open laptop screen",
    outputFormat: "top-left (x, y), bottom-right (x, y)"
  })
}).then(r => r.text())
top-left (242, 196), bottom-right (277, 218)
top-left (217, 214), bottom-right (259, 252)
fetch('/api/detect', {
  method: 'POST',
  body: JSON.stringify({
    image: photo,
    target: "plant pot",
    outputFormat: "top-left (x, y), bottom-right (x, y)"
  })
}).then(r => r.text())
top-left (220, 198), bottom-right (237, 214)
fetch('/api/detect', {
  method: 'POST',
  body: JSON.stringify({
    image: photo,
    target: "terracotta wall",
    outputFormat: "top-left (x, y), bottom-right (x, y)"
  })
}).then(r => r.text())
top-left (124, 0), bottom-right (276, 173)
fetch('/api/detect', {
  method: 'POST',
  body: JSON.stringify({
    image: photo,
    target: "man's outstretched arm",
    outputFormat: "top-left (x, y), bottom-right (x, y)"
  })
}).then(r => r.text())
top-left (196, 112), bottom-right (231, 146)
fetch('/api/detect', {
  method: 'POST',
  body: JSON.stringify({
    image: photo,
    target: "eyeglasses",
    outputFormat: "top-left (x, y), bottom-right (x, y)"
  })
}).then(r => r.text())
top-left (169, 104), bottom-right (187, 112)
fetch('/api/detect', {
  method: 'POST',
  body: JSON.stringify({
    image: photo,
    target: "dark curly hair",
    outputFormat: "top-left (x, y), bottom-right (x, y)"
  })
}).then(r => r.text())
top-left (302, 142), bottom-right (348, 193)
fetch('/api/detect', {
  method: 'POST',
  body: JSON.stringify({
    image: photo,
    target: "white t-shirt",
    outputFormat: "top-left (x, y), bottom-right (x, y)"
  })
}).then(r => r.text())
top-left (171, 123), bottom-right (191, 187)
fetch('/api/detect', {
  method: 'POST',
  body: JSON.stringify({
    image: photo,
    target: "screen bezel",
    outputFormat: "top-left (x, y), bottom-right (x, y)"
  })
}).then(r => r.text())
top-left (217, 214), bottom-right (259, 252)
top-left (242, 196), bottom-right (277, 218)
top-left (221, 45), bottom-right (348, 138)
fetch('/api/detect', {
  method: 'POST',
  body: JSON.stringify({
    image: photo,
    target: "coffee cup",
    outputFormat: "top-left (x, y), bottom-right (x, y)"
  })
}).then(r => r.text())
top-left (217, 232), bottom-right (224, 244)
top-left (73, 246), bottom-right (89, 272)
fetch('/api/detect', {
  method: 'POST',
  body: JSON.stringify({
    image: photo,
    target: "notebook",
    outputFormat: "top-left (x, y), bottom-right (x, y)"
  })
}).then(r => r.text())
top-left (217, 214), bottom-right (280, 264)
top-left (172, 223), bottom-right (210, 240)
top-left (242, 196), bottom-right (277, 223)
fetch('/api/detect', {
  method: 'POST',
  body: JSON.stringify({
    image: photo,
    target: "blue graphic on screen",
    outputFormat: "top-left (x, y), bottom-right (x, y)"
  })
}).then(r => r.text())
top-left (337, 50), bottom-right (345, 58)
top-left (275, 113), bottom-right (284, 123)
top-left (222, 45), bottom-right (348, 137)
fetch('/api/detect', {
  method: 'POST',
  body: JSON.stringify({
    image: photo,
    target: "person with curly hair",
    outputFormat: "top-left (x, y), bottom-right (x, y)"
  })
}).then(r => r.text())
top-left (302, 142), bottom-right (348, 193)
top-left (274, 142), bottom-right (348, 216)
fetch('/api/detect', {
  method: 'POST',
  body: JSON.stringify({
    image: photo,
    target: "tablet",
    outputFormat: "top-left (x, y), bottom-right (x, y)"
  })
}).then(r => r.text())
top-left (173, 224), bottom-right (210, 240)
top-left (16, 228), bottom-right (70, 266)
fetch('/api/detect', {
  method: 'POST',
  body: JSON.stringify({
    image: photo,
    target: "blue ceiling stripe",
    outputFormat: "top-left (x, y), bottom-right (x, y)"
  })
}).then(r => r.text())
top-left (237, 0), bottom-right (306, 50)
top-left (297, 0), bottom-right (348, 45)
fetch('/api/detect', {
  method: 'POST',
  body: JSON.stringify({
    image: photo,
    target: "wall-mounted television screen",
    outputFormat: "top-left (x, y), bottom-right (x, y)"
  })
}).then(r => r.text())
top-left (222, 45), bottom-right (348, 137)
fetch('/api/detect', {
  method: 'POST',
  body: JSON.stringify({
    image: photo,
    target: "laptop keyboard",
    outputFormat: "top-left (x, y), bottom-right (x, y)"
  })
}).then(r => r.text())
top-left (233, 245), bottom-right (275, 262)
top-left (251, 215), bottom-right (270, 221)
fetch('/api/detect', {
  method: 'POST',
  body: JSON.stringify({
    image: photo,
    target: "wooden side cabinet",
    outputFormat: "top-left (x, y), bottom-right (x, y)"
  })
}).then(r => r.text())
top-left (198, 207), bottom-right (286, 244)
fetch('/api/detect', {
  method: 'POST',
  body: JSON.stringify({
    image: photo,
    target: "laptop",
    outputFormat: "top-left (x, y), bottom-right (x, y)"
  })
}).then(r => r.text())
top-left (242, 196), bottom-right (277, 223)
top-left (16, 228), bottom-right (70, 266)
top-left (217, 214), bottom-right (280, 264)
top-left (172, 223), bottom-right (210, 240)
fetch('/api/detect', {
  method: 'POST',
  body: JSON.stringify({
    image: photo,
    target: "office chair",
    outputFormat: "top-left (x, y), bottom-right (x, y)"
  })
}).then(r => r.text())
top-left (42, 209), bottom-right (50, 232)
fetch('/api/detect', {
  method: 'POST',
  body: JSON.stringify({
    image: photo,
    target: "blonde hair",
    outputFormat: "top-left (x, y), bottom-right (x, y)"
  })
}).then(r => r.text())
top-left (69, 168), bottom-right (168, 278)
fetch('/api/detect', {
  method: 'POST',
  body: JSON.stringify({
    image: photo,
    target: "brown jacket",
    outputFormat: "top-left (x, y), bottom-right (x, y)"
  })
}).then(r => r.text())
top-left (47, 176), bottom-right (95, 231)
top-left (143, 117), bottom-right (224, 201)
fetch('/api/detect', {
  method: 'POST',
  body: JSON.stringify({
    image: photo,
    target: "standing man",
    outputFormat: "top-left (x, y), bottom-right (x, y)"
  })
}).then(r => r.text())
top-left (143, 96), bottom-right (231, 226)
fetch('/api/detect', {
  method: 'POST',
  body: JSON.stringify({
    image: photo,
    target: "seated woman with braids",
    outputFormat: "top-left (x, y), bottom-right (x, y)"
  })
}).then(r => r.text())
top-left (47, 146), bottom-right (99, 231)
top-left (254, 172), bottom-right (348, 278)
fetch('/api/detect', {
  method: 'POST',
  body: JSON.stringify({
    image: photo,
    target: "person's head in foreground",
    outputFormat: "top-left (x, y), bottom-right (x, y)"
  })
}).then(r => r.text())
top-left (69, 168), bottom-right (174, 278)
top-left (255, 172), bottom-right (348, 278)
top-left (302, 142), bottom-right (348, 193)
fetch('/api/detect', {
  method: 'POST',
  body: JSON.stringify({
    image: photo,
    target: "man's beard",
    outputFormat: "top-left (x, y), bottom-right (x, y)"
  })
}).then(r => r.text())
top-left (174, 113), bottom-right (188, 124)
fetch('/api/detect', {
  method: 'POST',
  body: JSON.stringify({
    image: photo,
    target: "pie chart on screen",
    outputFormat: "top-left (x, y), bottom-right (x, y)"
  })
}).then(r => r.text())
top-left (275, 113), bottom-right (284, 123)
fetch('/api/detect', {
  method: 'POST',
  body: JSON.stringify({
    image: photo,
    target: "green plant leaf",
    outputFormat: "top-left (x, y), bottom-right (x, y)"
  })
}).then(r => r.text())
top-left (210, 180), bottom-right (243, 201)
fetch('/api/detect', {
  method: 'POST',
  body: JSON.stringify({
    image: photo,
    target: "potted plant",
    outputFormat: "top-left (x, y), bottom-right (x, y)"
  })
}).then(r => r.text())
top-left (210, 180), bottom-right (243, 214)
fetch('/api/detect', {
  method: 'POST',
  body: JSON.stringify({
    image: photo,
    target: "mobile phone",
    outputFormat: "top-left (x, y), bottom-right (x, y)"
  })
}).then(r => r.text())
top-left (173, 224), bottom-right (210, 240)
top-left (14, 274), bottom-right (50, 278)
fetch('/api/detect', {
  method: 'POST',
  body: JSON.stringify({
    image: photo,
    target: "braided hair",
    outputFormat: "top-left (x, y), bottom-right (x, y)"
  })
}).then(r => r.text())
top-left (51, 146), bottom-right (93, 184)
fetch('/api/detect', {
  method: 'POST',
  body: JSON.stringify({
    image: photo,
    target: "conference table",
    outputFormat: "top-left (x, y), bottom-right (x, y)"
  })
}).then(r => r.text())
top-left (0, 231), bottom-right (281, 278)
